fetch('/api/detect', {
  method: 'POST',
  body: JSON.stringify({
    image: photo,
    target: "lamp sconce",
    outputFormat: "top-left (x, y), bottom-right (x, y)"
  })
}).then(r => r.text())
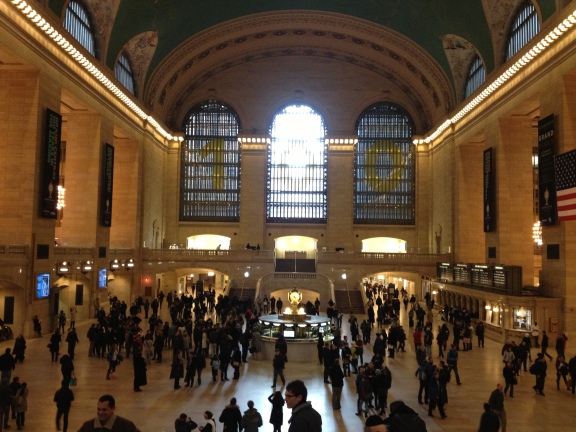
top-left (110, 259), bottom-right (120, 272)
top-left (57, 261), bottom-right (70, 276)
top-left (492, 306), bottom-right (500, 313)
top-left (81, 260), bottom-right (93, 274)
top-left (485, 305), bottom-right (492, 310)
top-left (126, 259), bottom-right (134, 270)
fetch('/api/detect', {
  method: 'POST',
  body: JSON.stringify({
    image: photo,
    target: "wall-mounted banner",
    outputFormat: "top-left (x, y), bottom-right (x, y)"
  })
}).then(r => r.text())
top-left (484, 147), bottom-right (495, 232)
top-left (538, 114), bottom-right (557, 226)
top-left (554, 149), bottom-right (576, 222)
top-left (100, 143), bottom-right (114, 227)
top-left (40, 109), bottom-right (62, 219)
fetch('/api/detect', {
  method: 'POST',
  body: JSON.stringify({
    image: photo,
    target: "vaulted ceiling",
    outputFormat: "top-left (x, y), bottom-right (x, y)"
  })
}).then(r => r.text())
top-left (45, 0), bottom-right (560, 132)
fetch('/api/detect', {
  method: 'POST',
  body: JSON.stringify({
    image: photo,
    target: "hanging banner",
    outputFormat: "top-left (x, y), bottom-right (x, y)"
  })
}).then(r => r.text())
top-left (100, 143), bottom-right (114, 227)
top-left (538, 114), bottom-right (557, 226)
top-left (484, 147), bottom-right (495, 232)
top-left (40, 109), bottom-right (62, 219)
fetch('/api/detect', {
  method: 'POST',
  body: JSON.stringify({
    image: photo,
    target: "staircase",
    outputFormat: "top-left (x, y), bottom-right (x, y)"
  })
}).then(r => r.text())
top-left (334, 290), bottom-right (365, 315)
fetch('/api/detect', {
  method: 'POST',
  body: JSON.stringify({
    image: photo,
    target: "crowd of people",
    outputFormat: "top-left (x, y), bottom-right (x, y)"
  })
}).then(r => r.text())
top-left (7, 279), bottom-right (573, 432)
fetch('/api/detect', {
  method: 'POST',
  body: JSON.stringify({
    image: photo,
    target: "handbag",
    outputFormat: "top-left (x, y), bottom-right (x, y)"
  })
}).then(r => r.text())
top-left (69, 375), bottom-right (78, 387)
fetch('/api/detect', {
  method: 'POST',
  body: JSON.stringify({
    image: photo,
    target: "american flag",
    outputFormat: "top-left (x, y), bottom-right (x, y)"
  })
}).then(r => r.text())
top-left (554, 149), bottom-right (576, 221)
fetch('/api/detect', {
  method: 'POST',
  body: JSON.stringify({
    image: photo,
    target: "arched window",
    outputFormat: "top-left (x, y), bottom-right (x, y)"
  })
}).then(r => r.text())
top-left (464, 55), bottom-right (486, 98)
top-left (354, 104), bottom-right (415, 225)
top-left (181, 101), bottom-right (241, 222)
top-left (115, 53), bottom-right (135, 96)
top-left (63, 0), bottom-right (96, 56)
top-left (506, 0), bottom-right (539, 60)
top-left (267, 105), bottom-right (327, 223)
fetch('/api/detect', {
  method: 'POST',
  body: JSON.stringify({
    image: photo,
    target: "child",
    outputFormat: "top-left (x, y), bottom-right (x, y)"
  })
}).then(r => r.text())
top-left (210, 354), bottom-right (219, 383)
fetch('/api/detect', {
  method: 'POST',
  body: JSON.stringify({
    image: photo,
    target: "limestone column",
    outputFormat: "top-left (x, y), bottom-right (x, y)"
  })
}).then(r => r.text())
top-left (484, 117), bottom-right (535, 286)
top-left (326, 140), bottom-right (355, 251)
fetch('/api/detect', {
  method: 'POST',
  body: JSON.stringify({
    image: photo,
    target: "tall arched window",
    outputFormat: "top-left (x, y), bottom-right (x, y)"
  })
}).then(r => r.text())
top-left (267, 105), bottom-right (327, 223)
top-left (63, 0), bottom-right (96, 56)
top-left (181, 101), bottom-right (241, 222)
top-left (464, 54), bottom-right (486, 98)
top-left (115, 53), bottom-right (135, 96)
top-left (506, 0), bottom-right (539, 60)
top-left (354, 104), bottom-right (415, 225)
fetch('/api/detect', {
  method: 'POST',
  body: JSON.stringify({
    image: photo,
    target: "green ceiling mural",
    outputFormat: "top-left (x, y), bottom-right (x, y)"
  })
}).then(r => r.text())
top-left (48, 0), bottom-right (558, 89)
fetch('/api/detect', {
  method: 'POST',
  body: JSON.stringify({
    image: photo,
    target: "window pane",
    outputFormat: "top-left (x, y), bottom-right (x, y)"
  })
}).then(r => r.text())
top-left (267, 105), bottom-right (327, 223)
top-left (354, 104), bottom-right (415, 225)
top-left (115, 53), bottom-right (135, 95)
top-left (506, 1), bottom-right (539, 60)
top-left (63, 1), bottom-right (96, 56)
top-left (464, 55), bottom-right (486, 98)
top-left (180, 101), bottom-right (241, 222)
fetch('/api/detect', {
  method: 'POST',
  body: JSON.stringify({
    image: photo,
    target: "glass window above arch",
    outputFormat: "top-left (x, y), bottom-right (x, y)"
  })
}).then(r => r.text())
top-left (63, 0), bottom-right (96, 56)
top-left (180, 101), bottom-right (241, 222)
top-left (354, 104), bottom-right (415, 225)
top-left (506, 0), bottom-right (540, 61)
top-left (115, 53), bottom-right (135, 95)
top-left (464, 55), bottom-right (486, 98)
top-left (267, 105), bottom-right (327, 223)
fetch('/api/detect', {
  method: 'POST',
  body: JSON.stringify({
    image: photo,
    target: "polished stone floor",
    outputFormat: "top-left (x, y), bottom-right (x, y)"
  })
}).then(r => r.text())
top-left (5, 301), bottom-right (575, 432)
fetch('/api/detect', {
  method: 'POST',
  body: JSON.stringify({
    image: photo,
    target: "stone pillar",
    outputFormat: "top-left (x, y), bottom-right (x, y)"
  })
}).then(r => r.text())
top-left (484, 117), bottom-right (535, 286)
top-left (326, 140), bottom-right (355, 251)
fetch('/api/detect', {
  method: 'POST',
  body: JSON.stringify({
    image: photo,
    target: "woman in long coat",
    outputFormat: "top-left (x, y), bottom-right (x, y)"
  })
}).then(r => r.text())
top-left (267, 391), bottom-right (284, 432)
top-left (133, 350), bottom-right (147, 392)
top-left (170, 350), bottom-right (184, 389)
top-left (15, 382), bottom-right (28, 429)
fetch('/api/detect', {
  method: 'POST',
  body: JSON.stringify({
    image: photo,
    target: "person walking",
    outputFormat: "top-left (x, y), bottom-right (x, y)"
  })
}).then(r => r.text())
top-left (530, 352), bottom-right (547, 396)
top-left (541, 331), bottom-right (553, 360)
top-left (53, 380), bottom-right (74, 432)
top-left (488, 383), bottom-right (506, 432)
top-left (49, 331), bottom-right (62, 362)
top-left (446, 344), bottom-right (462, 385)
top-left (14, 382), bottom-right (27, 431)
top-left (241, 400), bottom-right (263, 432)
top-left (57, 311), bottom-right (66, 334)
top-left (65, 328), bottom-right (79, 360)
top-left (267, 391), bottom-right (284, 432)
top-left (478, 402), bottom-right (500, 432)
top-left (219, 397), bottom-right (242, 432)
top-left (284, 380), bottom-right (321, 432)
top-left (106, 343), bottom-right (121, 380)
top-left (503, 361), bottom-right (516, 398)
top-left (271, 350), bottom-right (286, 388)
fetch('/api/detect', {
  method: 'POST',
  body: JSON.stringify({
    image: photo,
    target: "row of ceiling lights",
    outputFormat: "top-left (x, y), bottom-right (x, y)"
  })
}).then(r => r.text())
top-left (9, 1), bottom-right (576, 147)
top-left (57, 259), bottom-right (134, 275)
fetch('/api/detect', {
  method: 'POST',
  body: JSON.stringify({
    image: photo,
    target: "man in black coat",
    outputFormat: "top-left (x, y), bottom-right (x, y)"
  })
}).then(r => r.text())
top-left (218, 397), bottom-right (242, 432)
top-left (0, 349), bottom-right (15, 382)
top-left (53, 380), bottom-right (75, 432)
